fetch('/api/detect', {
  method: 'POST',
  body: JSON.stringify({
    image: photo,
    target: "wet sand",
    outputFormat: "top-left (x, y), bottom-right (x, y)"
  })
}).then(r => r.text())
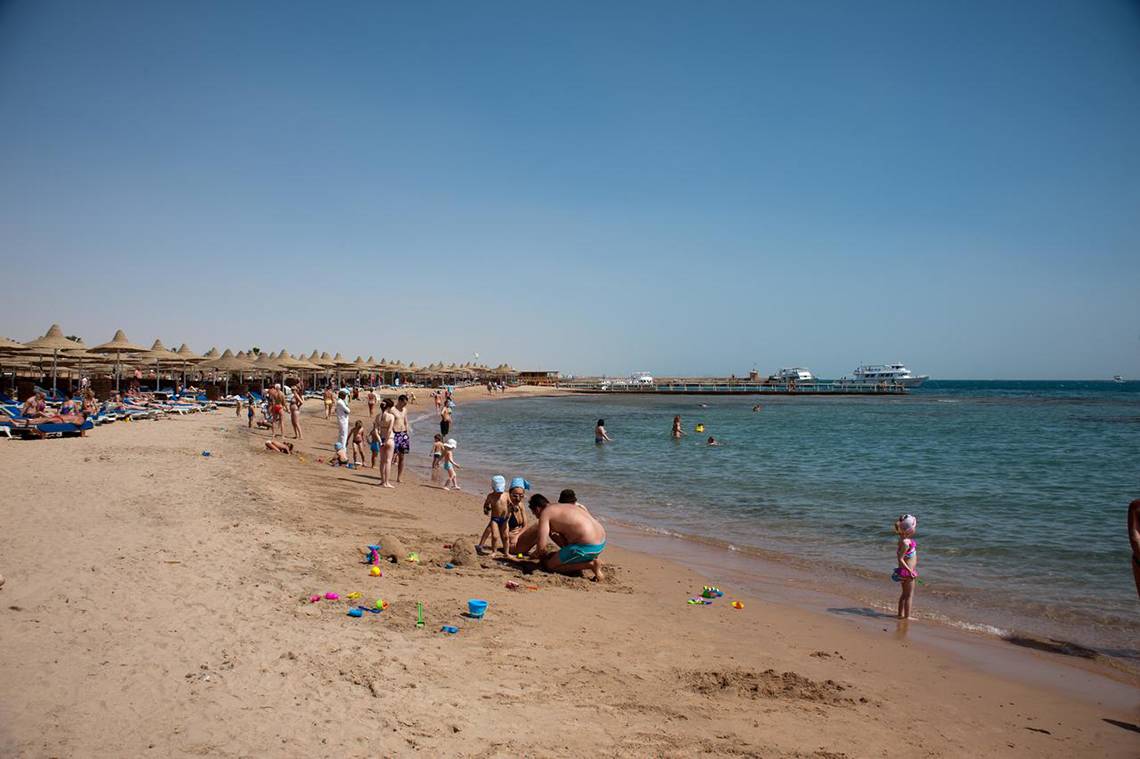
top-left (1, 388), bottom-right (1137, 757)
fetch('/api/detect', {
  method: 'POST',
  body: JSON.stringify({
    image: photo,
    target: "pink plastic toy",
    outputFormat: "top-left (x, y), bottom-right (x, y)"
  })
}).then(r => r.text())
top-left (309, 595), bottom-right (321, 603)
top-left (324, 592), bottom-right (340, 600)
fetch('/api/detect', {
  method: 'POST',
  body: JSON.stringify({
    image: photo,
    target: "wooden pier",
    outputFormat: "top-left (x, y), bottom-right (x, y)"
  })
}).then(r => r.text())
top-left (556, 381), bottom-right (908, 396)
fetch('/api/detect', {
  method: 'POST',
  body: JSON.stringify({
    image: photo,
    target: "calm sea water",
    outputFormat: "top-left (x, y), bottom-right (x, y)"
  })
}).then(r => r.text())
top-left (445, 381), bottom-right (1139, 655)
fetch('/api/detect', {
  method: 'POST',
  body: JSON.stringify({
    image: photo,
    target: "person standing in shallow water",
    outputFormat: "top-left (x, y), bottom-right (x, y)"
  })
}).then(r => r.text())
top-left (440, 403), bottom-right (452, 437)
top-left (595, 419), bottom-right (612, 445)
top-left (671, 415), bottom-right (684, 439)
top-left (1129, 499), bottom-right (1140, 600)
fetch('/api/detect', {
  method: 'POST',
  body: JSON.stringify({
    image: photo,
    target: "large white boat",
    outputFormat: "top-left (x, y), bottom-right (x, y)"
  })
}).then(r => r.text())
top-left (770, 367), bottom-right (816, 382)
top-left (851, 363), bottom-right (928, 387)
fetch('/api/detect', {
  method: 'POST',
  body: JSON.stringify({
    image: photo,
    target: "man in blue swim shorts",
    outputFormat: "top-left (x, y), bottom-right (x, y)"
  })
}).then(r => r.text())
top-left (513, 494), bottom-right (607, 582)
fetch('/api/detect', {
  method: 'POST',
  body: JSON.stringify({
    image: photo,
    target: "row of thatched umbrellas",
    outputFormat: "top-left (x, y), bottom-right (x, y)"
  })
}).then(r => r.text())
top-left (1, 324), bottom-right (519, 395)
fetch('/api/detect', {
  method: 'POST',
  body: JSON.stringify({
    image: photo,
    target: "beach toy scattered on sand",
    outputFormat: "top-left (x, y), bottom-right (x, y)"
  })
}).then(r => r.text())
top-left (444, 562), bottom-right (455, 569)
top-left (702, 586), bottom-right (724, 599)
top-left (347, 608), bottom-right (363, 618)
top-left (375, 599), bottom-right (388, 610)
top-left (406, 552), bottom-right (420, 563)
top-left (440, 625), bottom-right (459, 634)
top-left (687, 598), bottom-right (713, 605)
top-left (201, 451), bottom-right (211, 457)
top-left (346, 592), bottom-right (361, 600)
top-left (467, 599), bottom-right (488, 619)
top-left (324, 592), bottom-right (339, 600)
top-left (370, 566), bottom-right (382, 577)
top-left (731, 601), bottom-right (744, 609)
top-left (309, 595), bottom-right (321, 603)
top-left (416, 602), bottom-right (425, 628)
top-left (505, 580), bottom-right (520, 590)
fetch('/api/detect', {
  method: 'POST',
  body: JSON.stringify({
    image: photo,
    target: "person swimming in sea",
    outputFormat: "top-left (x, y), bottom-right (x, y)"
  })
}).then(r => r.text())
top-left (893, 513), bottom-right (919, 619)
top-left (595, 419), bottom-right (612, 445)
top-left (706, 436), bottom-right (719, 446)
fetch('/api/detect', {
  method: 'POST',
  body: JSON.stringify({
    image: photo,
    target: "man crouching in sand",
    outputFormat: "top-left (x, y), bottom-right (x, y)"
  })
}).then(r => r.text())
top-left (514, 494), bottom-right (607, 582)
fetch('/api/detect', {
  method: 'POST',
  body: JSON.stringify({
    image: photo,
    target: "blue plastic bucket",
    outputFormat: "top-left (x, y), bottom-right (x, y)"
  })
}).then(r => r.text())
top-left (467, 599), bottom-right (488, 618)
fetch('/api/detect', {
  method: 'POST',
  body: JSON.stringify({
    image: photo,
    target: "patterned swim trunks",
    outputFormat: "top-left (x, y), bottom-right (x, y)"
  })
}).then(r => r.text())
top-left (393, 431), bottom-right (410, 454)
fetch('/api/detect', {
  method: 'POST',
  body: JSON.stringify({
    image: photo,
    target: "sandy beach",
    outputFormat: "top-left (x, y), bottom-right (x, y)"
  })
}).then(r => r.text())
top-left (1, 389), bottom-right (1137, 758)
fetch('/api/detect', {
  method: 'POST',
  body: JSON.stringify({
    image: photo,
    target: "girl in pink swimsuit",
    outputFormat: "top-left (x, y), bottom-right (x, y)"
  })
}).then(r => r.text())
top-left (893, 513), bottom-right (919, 619)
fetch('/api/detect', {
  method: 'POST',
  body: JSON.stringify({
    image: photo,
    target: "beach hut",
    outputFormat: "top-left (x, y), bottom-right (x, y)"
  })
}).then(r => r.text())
top-left (23, 324), bottom-right (83, 394)
top-left (89, 330), bottom-right (148, 393)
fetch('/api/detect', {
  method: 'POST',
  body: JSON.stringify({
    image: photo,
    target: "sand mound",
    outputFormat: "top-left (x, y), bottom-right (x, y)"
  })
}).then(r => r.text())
top-left (684, 669), bottom-right (855, 705)
top-left (377, 533), bottom-right (407, 563)
top-left (449, 538), bottom-right (475, 566)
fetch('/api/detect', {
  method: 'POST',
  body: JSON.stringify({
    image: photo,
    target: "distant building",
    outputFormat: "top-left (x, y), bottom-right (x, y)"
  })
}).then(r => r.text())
top-left (519, 370), bottom-right (560, 386)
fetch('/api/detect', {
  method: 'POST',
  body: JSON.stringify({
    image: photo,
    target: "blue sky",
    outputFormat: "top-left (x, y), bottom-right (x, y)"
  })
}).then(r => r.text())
top-left (1, 1), bottom-right (1138, 378)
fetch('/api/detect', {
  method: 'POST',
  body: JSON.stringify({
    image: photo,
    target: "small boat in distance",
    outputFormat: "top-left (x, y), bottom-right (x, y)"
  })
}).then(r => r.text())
top-left (1113, 375), bottom-right (1125, 383)
top-left (770, 367), bottom-right (816, 382)
top-left (851, 363), bottom-right (929, 387)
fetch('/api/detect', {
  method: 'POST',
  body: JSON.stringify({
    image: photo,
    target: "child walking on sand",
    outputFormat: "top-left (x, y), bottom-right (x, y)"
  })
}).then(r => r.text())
top-left (350, 420), bottom-right (366, 466)
top-left (368, 424), bottom-right (381, 469)
top-left (430, 434), bottom-right (445, 481)
top-left (893, 513), bottom-right (919, 619)
top-left (479, 475), bottom-right (510, 554)
top-left (441, 438), bottom-right (460, 490)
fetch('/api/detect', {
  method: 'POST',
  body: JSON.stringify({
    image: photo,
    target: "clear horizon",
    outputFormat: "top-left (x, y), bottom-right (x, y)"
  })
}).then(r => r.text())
top-left (2, 1), bottom-right (1138, 380)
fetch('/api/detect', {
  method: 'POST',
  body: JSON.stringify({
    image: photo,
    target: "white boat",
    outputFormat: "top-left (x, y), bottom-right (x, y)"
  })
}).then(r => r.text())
top-left (631, 371), bottom-right (654, 386)
top-left (1113, 375), bottom-right (1125, 383)
top-left (851, 363), bottom-right (928, 387)
top-left (770, 367), bottom-right (815, 382)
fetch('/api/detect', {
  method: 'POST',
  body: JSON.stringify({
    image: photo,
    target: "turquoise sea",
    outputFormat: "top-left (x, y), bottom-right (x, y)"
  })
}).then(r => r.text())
top-left (443, 381), bottom-right (1139, 658)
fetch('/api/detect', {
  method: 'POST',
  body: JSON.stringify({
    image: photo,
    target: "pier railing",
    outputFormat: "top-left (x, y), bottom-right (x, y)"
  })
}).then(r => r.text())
top-left (553, 381), bottom-right (907, 395)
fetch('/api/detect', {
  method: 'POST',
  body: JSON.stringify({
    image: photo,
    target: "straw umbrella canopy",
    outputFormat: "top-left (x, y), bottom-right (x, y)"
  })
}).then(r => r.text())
top-left (137, 340), bottom-right (180, 394)
top-left (0, 335), bottom-right (28, 352)
top-left (89, 329), bottom-right (148, 392)
top-left (174, 344), bottom-right (204, 386)
top-left (0, 336), bottom-right (29, 393)
top-left (200, 348), bottom-right (254, 395)
top-left (202, 347), bottom-right (220, 360)
top-left (23, 324), bottom-right (83, 394)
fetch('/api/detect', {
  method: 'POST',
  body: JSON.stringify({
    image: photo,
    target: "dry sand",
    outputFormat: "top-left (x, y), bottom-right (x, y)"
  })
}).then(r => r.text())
top-left (1, 388), bottom-right (1138, 757)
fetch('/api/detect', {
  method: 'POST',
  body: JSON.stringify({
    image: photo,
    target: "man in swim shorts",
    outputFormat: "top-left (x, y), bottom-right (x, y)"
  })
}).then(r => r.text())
top-left (513, 494), bottom-right (607, 582)
top-left (391, 394), bottom-right (412, 483)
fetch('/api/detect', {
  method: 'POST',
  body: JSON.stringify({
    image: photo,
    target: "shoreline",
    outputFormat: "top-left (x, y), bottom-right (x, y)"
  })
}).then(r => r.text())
top-left (449, 387), bottom-right (1140, 683)
top-left (1, 393), bottom-right (1137, 756)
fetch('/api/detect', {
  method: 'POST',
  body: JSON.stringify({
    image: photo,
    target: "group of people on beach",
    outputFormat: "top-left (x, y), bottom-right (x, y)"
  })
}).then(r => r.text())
top-left (479, 477), bottom-right (607, 581)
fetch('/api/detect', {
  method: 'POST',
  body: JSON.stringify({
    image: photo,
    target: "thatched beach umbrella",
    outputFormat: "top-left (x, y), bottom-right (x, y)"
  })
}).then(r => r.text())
top-left (175, 344), bottom-right (204, 386)
top-left (0, 336), bottom-right (29, 394)
top-left (23, 324), bottom-right (82, 394)
top-left (90, 329), bottom-right (148, 393)
top-left (138, 340), bottom-right (180, 394)
top-left (201, 349), bottom-right (252, 395)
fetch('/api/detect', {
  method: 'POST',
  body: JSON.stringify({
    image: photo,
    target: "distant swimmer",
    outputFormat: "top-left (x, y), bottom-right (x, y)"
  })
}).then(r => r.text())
top-left (671, 415), bottom-right (685, 439)
top-left (752, 404), bottom-right (763, 412)
top-left (699, 403), bottom-right (709, 408)
top-left (595, 419), bottom-right (612, 445)
top-left (706, 436), bottom-right (719, 446)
